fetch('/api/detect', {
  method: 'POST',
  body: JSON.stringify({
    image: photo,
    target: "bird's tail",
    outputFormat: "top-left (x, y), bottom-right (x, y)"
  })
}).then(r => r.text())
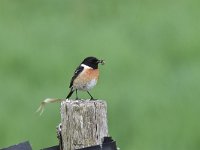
top-left (66, 89), bottom-right (74, 99)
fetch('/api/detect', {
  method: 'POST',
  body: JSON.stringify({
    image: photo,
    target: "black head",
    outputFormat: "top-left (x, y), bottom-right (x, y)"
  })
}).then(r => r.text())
top-left (81, 56), bottom-right (104, 69)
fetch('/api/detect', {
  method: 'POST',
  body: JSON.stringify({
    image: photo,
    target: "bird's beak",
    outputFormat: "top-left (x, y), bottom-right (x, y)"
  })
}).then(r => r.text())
top-left (98, 59), bottom-right (105, 65)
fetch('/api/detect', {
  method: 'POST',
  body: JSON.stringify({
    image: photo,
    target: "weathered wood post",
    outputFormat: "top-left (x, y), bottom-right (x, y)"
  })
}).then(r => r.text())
top-left (60, 100), bottom-right (108, 150)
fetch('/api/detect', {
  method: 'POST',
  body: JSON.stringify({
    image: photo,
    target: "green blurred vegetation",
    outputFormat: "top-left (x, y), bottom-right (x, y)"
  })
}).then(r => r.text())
top-left (0, 0), bottom-right (200, 149)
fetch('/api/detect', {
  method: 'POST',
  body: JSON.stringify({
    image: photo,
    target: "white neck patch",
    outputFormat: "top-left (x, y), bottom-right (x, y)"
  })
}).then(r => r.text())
top-left (81, 64), bottom-right (92, 69)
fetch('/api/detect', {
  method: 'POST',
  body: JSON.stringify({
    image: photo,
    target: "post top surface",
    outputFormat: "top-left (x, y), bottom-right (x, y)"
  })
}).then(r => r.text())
top-left (61, 99), bottom-right (106, 105)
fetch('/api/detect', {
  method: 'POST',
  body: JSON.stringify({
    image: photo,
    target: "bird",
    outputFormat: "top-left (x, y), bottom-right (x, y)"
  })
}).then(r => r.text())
top-left (66, 56), bottom-right (105, 100)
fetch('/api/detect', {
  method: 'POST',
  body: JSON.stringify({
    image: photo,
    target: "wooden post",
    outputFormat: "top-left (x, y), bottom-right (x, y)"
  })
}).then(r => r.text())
top-left (60, 100), bottom-right (108, 150)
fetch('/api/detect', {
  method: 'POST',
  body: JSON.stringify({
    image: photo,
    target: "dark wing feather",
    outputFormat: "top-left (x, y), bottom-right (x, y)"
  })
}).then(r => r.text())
top-left (69, 65), bottom-right (84, 88)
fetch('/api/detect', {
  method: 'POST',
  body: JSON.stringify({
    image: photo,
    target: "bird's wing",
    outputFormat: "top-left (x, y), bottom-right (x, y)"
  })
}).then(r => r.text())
top-left (69, 65), bottom-right (84, 88)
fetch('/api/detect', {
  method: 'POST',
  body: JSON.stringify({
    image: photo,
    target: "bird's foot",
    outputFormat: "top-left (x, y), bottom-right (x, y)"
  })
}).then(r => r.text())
top-left (90, 97), bottom-right (97, 100)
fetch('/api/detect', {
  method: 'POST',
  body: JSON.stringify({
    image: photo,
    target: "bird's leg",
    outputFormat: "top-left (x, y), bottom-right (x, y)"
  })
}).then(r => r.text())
top-left (75, 89), bottom-right (79, 100)
top-left (87, 91), bottom-right (96, 100)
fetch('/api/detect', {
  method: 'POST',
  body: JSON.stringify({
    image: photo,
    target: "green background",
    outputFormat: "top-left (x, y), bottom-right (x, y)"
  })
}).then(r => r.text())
top-left (0, 0), bottom-right (200, 149)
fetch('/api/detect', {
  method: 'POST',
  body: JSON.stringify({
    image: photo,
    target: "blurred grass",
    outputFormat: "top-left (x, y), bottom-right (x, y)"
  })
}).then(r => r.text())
top-left (0, 0), bottom-right (200, 149)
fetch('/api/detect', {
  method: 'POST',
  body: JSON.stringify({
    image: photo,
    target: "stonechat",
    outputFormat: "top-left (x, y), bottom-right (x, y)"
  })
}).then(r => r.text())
top-left (66, 56), bottom-right (105, 100)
